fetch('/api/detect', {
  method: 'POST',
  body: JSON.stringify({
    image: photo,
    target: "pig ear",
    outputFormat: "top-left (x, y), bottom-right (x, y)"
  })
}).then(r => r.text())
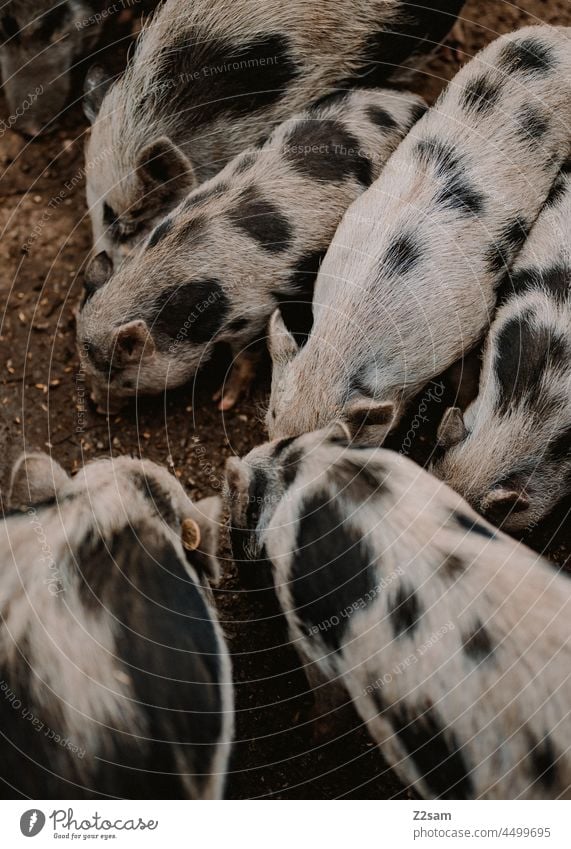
top-left (83, 251), bottom-right (113, 300)
top-left (184, 496), bottom-right (222, 583)
top-left (113, 320), bottom-right (155, 365)
top-left (343, 397), bottom-right (396, 444)
top-left (437, 407), bottom-right (468, 449)
top-left (83, 65), bottom-right (113, 123)
top-left (481, 487), bottom-right (530, 521)
top-left (322, 420), bottom-right (352, 444)
top-left (268, 309), bottom-right (300, 364)
top-left (9, 452), bottom-right (70, 509)
top-left (136, 137), bottom-right (196, 194)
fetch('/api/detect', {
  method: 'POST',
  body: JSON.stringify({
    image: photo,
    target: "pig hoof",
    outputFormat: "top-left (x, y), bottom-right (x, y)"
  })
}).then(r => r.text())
top-left (212, 377), bottom-right (248, 411)
top-left (217, 392), bottom-right (239, 412)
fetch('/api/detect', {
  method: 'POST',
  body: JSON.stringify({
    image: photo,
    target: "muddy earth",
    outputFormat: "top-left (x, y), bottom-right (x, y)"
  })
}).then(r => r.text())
top-left (1, 0), bottom-right (570, 799)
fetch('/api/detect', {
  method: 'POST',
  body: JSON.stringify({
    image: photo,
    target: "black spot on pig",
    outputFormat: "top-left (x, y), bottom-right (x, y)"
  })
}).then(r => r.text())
top-left (499, 264), bottom-right (569, 305)
top-left (272, 436), bottom-right (298, 457)
top-left (74, 520), bottom-right (225, 791)
top-left (416, 137), bottom-right (484, 215)
top-left (487, 218), bottom-right (530, 276)
top-left (275, 249), bottom-right (327, 343)
top-left (497, 268), bottom-right (533, 303)
top-left (158, 32), bottom-right (300, 129)
top-left (527, 731), bottom-right (560, 791)
top-left (246, 467), bottom-right (269, 530)
top-left (147, 218), bottom-right (174, 249)
top-left (435, 172), bottom-right (484, 216)
top-left (389, 582), bottom-right (422, 639)
top-left (534, 265), bottom-right (570, 301)
top-left (291, 490), bottom-right (376, 651)
top-left (366, 105), bottom-right (398, 131)
top-left (281, 447), bottom-right (305, 488)
top-left (152, 278), bottom-right (229, 346)
top-left (342, 0), bottom-right (465, 89)
top-left (516, 104), bottom-right (549, 147)
top-left (284, 119), bottom-right (373, 186)
top-left (229, 186), bottom-right (293, 253)
top-left (500, 37), bottom-right (555, 76)
top-left (494, 312), bottom-right (568, 413)
top-left (391, 701), bottom-right (474, 799)
top-left (415, 136), bottom-right (454, 170)
top-left (454, 511), bottom-right (496, 540)
top-left (110, 524), bottom-right (223, 789)
top-left (383, 231), bottom-right (422, 277)
top-left (231, 467), bottom-right (276, 591)
top-left (462, 74), bottom-right (502, 114)
top-left (131, 472), bottom-right (176, 526)
top-left (462, 619), bottom-right (494, 663)
top-left (545, 172), bottom-right (569, 207)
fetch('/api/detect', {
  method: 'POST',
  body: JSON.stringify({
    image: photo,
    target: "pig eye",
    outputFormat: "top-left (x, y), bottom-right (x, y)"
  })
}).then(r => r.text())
top-left (0, 15), bottom-right (21, 42)
top-left (103, 202), bottom-right (118, 227)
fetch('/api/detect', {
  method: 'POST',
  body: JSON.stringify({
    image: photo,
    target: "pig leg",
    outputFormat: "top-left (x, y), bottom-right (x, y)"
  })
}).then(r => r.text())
top-left (213, 349), bottom-right (261, 411)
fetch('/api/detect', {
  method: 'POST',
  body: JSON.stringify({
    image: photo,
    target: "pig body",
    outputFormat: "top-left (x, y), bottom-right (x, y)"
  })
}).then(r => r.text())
top-left (432, 167), bottom-right (571, 532)
top-left (76, 88), bottom-right (427, 412)
top-left (83, 0), bottom-right (465, 264)
top-left (226, 426), bottom-right (571, 799)
top-left (0, 452), bottom-right (232, 799)
top-left (267, 26), bottom-right (571, 445)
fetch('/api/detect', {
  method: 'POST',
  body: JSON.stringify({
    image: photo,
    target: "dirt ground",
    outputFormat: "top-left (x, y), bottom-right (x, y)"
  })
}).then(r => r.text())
top-left (1, 0), bottom-right (570, 799)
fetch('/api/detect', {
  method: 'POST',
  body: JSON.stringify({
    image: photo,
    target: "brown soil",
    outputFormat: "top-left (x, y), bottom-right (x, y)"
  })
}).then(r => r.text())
top-left (0, 0), bottom-right (570, 799)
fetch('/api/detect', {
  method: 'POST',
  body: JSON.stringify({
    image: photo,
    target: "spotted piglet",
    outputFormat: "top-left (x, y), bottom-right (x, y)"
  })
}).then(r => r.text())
top-left (76, 88), bottom-right (426, 412)
top-left (226, 425), bottom-right (571, 799)
top-left (1, 452), bottom-right (232, 799)
top-left (84, 0), bottom-right (463, 263)
top-left (268, 26), bottom-right (571, 445)
top-left (433, 166), bottom-right (571, 531)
